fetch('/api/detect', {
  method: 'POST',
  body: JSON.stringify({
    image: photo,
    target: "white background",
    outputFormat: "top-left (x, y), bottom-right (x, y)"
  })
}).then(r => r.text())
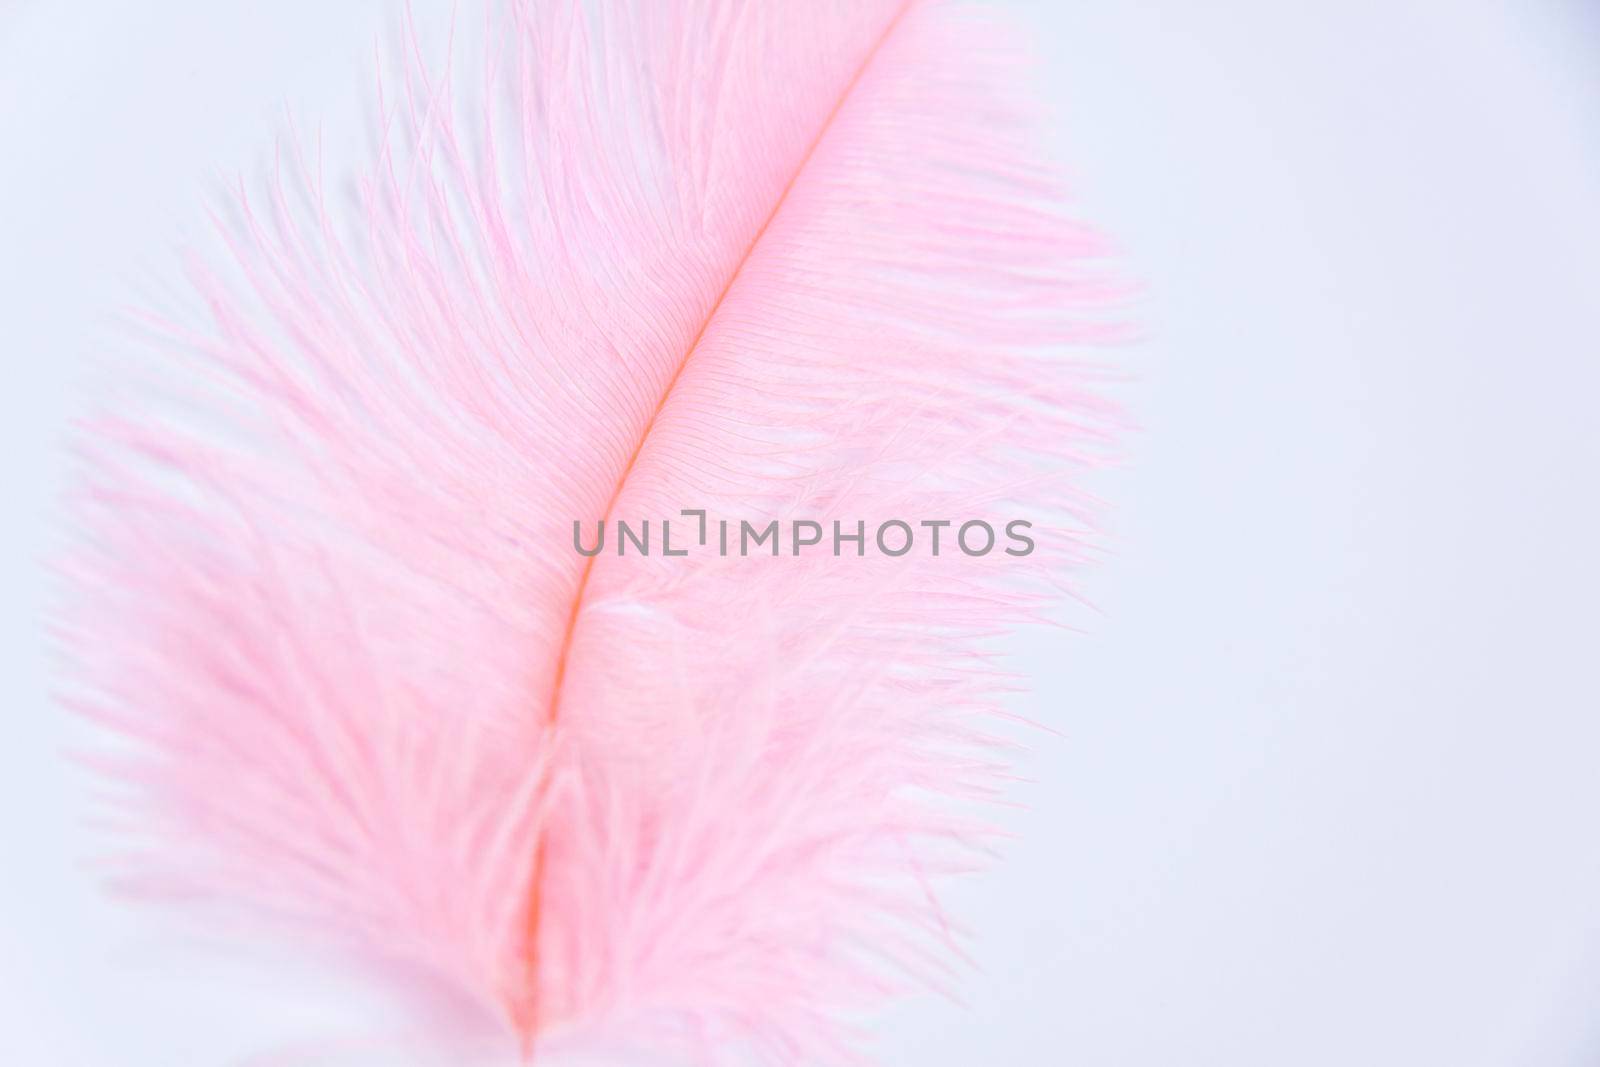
top-left (3, 2), bottom-right (1598, 1063)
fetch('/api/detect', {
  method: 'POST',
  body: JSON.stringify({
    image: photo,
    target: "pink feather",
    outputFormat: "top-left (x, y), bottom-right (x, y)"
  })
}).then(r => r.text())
top-left (59, 0), bottom-right (1120, 1061)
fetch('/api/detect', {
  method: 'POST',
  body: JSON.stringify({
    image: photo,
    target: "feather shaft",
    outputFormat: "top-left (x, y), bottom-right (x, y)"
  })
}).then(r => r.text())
top-left (518, 3), bottom-right (911, 1044)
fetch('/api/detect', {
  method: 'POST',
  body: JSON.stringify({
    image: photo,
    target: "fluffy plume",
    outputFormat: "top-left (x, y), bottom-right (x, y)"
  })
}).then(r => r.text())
top-left (59, 0), bottom-right (1120, 1060)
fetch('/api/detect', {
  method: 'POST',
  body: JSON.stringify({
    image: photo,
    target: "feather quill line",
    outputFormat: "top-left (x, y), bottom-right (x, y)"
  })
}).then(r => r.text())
top-left (515, 2), bottom-right (915, 1049)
